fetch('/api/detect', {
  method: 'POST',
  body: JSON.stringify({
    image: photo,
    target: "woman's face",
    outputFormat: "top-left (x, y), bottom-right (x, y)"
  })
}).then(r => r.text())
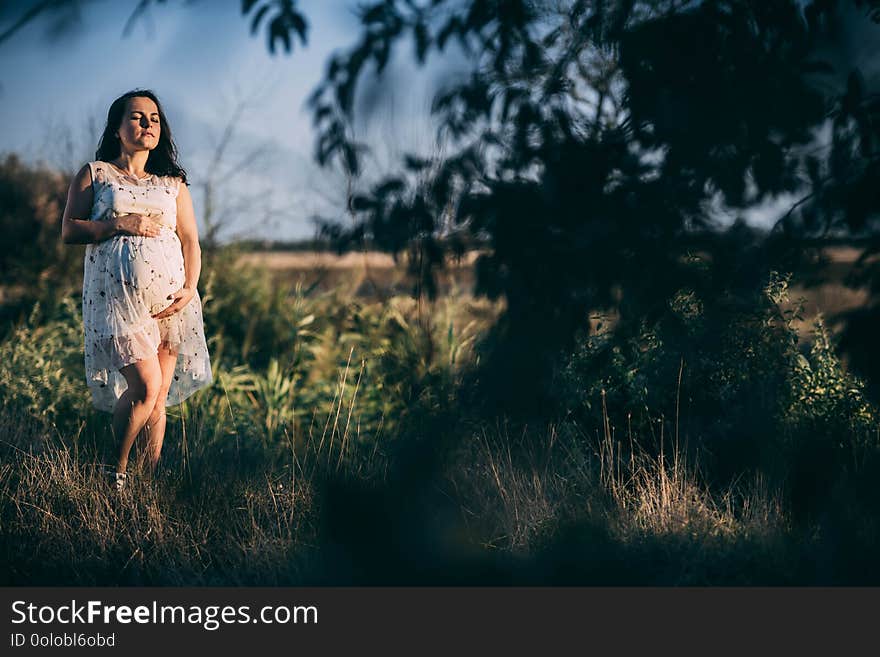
top-left (116, 96), bottom-right (161, 153)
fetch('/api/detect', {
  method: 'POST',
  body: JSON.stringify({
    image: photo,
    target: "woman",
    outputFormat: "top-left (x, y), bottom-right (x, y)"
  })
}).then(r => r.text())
top-left (61, 89), bottom-right (213, 492)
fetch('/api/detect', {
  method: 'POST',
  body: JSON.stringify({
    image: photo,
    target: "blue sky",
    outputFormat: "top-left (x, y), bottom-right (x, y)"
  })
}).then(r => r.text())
top-left (1, 1), bottom-right (877, 242)
top-left (0, 0), bottom-right (465, 242)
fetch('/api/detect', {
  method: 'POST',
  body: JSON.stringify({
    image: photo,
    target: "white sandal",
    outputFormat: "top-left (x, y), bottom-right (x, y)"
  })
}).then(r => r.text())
top-left (104, 469), bottom-right (128, 492)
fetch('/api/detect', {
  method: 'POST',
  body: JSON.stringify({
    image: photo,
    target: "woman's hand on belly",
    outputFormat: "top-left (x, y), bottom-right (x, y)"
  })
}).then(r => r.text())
top-left (152, 285), bottom-right (195, 319)
top-left (113, 212), bottom-right (165, 238)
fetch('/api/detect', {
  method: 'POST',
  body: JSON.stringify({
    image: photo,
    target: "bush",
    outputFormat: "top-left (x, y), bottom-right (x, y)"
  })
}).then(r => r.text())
top-left (0, 295), bottom-right (95, 434)
top-left (0, 154), bottom-right (83, 326)
top-left (784, 318), bottom-right (877, 440)
top-left (556, 269), bottom-right (879, 484)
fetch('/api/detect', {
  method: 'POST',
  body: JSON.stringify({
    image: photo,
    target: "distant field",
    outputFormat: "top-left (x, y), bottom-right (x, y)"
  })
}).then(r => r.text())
top-left (234, 247), bottom-right (870, 330)
top-left (235, 249), bottom-right (482, 270)
top-left (234, 249), bottom-right (484, 298)
top-left (785, 248), bottom-right (870, 338)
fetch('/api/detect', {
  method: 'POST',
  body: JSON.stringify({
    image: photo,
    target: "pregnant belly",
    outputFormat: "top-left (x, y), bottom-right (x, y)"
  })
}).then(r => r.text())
top-left (109, 232), bottom-right (186, 315)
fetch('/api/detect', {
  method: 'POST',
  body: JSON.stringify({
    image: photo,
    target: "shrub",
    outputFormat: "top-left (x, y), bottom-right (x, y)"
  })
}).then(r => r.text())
top-left (0, 155), bottom-right (85, 336)
top-left (0, 295), bottom-right (94, 434)
top-left (556, 268), bottom-right (878, 482)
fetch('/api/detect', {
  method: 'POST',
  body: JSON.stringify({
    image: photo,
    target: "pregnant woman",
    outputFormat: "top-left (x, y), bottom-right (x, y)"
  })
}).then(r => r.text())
top-left (61, 89), bottom-right (212, 492)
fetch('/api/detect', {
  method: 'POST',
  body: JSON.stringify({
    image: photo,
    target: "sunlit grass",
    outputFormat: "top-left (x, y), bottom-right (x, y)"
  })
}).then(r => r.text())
top-left (2, 250), bottom-right (879, 585)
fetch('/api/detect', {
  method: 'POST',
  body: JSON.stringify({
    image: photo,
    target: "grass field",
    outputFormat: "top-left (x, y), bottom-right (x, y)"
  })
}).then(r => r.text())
top-left (2, 244), bottom-right (878, 585)
top-left (235, 247), bottom-right (867, 336)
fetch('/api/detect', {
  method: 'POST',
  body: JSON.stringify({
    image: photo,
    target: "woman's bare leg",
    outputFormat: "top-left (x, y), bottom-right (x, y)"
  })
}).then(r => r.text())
top-left (112, 356), bottom-right (162, 474)
top-left (134, 344), bottom-right (178, 476)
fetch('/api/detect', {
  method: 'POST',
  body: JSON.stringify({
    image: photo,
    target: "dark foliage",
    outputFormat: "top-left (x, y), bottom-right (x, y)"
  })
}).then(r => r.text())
top-left (242, 0), bottom-right (308, 54)
top-left (292, 0), bottom-right (879, 415)
top-left (0, 154), bottom-right (83, 332)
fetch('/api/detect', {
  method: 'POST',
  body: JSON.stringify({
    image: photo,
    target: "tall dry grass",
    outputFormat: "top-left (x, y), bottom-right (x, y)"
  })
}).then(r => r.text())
top-left (0, 353), bottom-right (386, 585)
top-left (440, 390), bottom-right (795, 584)
top-left (2, 375), bottom-right (797, 585)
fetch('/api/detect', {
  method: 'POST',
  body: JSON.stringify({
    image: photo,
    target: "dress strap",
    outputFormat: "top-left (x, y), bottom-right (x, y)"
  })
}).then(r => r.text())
top-left (88, 161), bottom-right (110, 186)
top-left (159, 174), bottom-right (183, 198)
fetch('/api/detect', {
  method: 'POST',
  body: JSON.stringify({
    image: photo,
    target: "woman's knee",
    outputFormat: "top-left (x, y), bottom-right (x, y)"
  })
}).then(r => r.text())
top-left (120, 360), bottom-right (163, 406)
top-left (152, 386), bottom-right (170, 412)
top-left (135, 379), bottom-right (163, 407)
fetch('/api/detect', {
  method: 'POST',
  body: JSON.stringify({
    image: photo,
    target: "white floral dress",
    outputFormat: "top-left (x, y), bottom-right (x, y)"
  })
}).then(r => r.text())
top-left (81, 160), bottom-right (212, 412)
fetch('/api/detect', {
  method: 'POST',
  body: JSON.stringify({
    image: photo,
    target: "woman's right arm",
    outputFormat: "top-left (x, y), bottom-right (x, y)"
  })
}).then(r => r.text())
top-left (61, 164), bottom-right (118, 244)
top-left (61, 165), bottom-right (164, 243)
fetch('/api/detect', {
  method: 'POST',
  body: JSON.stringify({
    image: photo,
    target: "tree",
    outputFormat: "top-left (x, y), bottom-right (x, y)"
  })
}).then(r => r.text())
top-left (297, 0), bottom-right (880, 414)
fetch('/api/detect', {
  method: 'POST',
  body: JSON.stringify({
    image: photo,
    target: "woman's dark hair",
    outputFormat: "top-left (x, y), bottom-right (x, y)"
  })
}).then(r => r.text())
top-left (95, 89), bottom-right (188, 183)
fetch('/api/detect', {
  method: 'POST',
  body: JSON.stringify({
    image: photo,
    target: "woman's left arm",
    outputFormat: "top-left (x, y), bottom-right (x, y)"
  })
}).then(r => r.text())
top-left (152, 180), bottom-right (202, 320)
top-left (175, 181), bottom-right (202, 290)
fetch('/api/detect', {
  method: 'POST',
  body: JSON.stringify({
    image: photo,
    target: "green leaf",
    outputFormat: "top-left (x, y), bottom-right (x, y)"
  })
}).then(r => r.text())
top-left (249, 4), bottom-right (270, 34)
